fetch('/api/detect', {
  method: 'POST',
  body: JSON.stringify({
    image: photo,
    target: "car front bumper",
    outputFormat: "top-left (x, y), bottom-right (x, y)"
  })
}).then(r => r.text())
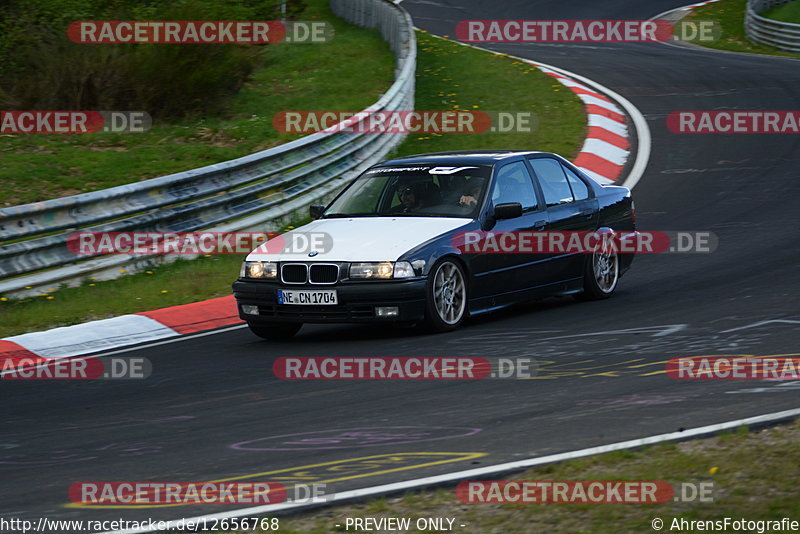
top-left (232, 279), bottom-right (428, 323)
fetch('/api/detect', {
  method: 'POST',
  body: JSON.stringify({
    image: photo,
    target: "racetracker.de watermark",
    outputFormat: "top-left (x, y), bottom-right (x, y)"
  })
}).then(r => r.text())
top-left (66, 231), bottom-right (334, 256)
top-left (457, 20), bottom-right (671, 42)
top-left (668, 111), bottom-right (800, 134)
top-left (0, 111), bottom-right (151, 134)
top-left (273, 110), bottom-right (535, 134)
top-left (667, 356), bottom-right (800, 380)
top-left (452, 231), bottom-right (717, 254)
top-left (1, 356), bottom-right (151, 380)
top-left (455, 19), bottom-right (720, 43)
top-left (456, 481), bottom-right (714, 503)
top-left (69, 482), bottom-right (287, 505)
top-left (68, 21), bottom-right (332, 44)
top-left (272, 357), bottom-right (538, 380)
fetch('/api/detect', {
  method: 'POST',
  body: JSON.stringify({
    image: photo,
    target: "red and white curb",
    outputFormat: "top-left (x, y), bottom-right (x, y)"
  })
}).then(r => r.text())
top-left (426, 32), bottom-right (644, 187)
top-left (524, 60), bottom-right (630, 185)
top-left (0, 296), bottom-right (241, 372)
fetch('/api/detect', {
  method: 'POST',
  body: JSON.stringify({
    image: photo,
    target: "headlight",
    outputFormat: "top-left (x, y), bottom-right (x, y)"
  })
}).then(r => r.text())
top-left (241, 261), bottom-right (278, 279)
top-left (350, 262), bottom-right (394, 279)
top-left (349, 261), bottom-right (417, 279)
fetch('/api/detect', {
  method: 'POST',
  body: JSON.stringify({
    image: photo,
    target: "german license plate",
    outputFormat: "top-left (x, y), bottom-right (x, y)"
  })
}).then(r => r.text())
top-left (277, 289), bottom-right (338, 305)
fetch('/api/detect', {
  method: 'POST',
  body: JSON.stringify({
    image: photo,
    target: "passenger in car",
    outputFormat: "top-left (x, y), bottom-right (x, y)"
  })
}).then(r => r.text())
top-left (458, 176), bottom-right (486, 207)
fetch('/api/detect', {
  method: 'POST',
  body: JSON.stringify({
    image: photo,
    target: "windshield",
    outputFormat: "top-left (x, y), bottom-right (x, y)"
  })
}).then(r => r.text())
top-left (323, 165), bottom-right (492, 218)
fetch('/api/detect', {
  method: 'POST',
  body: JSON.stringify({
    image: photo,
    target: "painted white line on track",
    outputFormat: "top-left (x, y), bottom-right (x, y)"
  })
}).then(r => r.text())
top-left (100, 406), bottom-right (800, 534)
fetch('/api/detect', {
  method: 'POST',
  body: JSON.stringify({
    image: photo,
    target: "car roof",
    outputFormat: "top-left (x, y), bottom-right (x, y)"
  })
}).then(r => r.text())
top-left (375, 150), bottom-right (554, 167)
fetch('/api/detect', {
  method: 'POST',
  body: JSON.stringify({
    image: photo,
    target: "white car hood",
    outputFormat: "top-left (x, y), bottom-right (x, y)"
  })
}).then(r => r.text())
top-left (246, 217), bottom-right (471, 262)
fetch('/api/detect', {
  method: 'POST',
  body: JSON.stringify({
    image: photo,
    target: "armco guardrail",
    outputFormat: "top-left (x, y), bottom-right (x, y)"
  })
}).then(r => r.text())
top-left (0, 0), bottom-right (416, 298)
top-left (746, 0), bottom-right (800, 52)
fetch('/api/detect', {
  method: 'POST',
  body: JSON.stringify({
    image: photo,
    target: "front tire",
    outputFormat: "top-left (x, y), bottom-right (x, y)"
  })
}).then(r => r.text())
top-left (247, 322), bottom-right (302, 340)
top-left (424, 259), bottom-right (468, 332)
top-left (578, 242), bottom-right (619, 300)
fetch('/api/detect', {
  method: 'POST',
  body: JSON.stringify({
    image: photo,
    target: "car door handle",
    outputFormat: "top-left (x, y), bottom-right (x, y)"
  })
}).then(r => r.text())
top-left (578, 210), bottom-right (594, 219)
top-left (532, 221), bottom-right (546, 230)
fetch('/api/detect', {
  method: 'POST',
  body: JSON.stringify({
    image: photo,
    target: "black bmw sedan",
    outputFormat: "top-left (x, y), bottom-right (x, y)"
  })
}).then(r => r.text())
top-left (233, 150), bottom-right (637, 339)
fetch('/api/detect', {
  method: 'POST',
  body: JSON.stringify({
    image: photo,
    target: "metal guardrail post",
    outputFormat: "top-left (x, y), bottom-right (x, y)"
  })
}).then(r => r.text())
top-left (745, 0), bottom-right (800, 52)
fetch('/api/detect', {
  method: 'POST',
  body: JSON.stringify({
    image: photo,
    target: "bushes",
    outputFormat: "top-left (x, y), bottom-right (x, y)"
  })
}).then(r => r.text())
top-left (0, 0), bottom-right (306, 118)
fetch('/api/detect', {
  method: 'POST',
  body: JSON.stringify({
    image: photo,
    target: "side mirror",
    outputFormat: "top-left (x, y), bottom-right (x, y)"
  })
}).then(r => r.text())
top-left (494, 202), bottom-right (522, 220)
top-left (310, 204), bottom-right (325, 220)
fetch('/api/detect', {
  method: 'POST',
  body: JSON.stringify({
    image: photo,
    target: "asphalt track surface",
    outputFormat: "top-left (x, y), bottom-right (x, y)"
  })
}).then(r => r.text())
top-left (3, 0), bottom-right (800, 529)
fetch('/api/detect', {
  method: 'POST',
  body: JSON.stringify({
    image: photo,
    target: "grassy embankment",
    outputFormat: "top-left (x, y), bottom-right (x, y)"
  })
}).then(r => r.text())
top-left (680, 0), bottom-right (800, 57)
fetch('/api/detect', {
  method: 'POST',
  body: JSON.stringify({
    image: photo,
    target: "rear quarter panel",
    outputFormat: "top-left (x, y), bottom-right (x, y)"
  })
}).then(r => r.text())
top-left (595, 185), bottom-right (635, 232)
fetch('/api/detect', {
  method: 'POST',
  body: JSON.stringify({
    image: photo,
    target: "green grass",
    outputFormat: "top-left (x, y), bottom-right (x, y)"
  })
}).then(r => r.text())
top-left (391, 31), bottom-right (585, 158)
top-left (207, 420), bottom-right (800, 534)
top-left (0, 32), bottom-right (585, 336)
top-left (762, 0), bottom-right (800, 22)
top-left (682, 0), bottom-right (800, 57)
top-left (0, 0), bottom-right (394, 206)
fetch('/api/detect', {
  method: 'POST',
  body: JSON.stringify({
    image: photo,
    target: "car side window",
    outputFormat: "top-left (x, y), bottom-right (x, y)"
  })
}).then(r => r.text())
top-left (562, 164), bottom-right (590, 201)
top-left (491, 161), bottom-right (538, 210)
top-left (528, 158), bottom-right (574, 206)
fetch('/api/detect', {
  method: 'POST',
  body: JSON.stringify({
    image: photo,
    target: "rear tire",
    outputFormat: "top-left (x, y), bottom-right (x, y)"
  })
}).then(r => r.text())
top-left (247, 322), bottom-right (302, 340)
top-left (424, 259), bottom-right (468, 332)
top-left (578, 241), bottom-right (619, 300)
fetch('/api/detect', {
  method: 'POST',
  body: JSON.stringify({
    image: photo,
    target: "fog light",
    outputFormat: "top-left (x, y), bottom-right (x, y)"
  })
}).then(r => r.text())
top-left (242, 304), bottom-right (259, 315)
top-left (375, 306), bottom-right (399, 318)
